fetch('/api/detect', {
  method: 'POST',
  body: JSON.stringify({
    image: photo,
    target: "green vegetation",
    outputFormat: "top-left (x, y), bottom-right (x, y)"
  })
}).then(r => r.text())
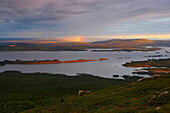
top-left (1, 71), bottom-right (169, 113)
top-left (0, 71), bottom-right (141, 113)
top-left (123, 58), bottom-right (170, 67)
top-left (24, 73), bottom-right (170, 113)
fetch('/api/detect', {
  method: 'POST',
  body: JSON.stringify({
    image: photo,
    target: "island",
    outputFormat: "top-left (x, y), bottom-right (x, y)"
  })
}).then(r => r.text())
top-left (0, 58), bottom-right (108, 65)
top-left (144, 55), bottom-right (165, 58)
top-left (91, 48), bottom-right (161, 52)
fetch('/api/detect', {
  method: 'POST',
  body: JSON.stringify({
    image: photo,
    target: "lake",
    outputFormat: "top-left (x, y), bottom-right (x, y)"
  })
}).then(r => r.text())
top-left (0, 47), bottom-right (170, 78)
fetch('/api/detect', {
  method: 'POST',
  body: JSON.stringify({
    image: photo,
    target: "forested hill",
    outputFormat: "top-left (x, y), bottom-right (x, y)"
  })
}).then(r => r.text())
top-left (0, 71), bottom-right (169, 112)
top-left (24, 73), bottom-right (170, 113)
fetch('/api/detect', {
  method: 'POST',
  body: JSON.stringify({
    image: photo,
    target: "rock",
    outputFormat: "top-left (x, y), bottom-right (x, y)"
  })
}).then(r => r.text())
top-left (156, 107), bottom-right (161, 110)
top-left (148, 90), bottom-right (169, 105)
top-left (137, 77), bottom-right (149, 82)
top-left (151, 75), bottom-right (162, 79)
top-left (79, 90), bottom-right (91, 96)
top-left (113, 75), bottom-right (119, 77)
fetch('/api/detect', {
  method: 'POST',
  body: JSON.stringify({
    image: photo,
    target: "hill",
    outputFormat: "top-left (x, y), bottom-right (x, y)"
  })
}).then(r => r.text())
top-left (0, 39), bottom-right (170, 51)
top-left (0, 71), bottom-right (141, 113)
top-left (24, 73), bottom-right (170, 113)
top-left (92, 39), bottom-right (170, 48)
top-left (92, 39), bottom-right (153, 47)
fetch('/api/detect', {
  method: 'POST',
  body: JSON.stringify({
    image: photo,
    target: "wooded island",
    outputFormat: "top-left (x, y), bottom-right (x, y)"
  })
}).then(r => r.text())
top-left (0, 58), bottom-right (108, 65)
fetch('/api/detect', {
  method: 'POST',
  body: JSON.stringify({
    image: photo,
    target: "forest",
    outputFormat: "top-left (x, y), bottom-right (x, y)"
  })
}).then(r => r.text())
top-left (14, 73), bottom-right (170, 113)
top-left (0, 71), bottom-right (141, 113)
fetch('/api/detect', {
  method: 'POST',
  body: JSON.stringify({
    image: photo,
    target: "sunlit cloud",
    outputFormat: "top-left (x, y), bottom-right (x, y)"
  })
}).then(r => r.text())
top-left (52, 36), bottom-right (81, 42)
top-left (86, 34), bottom-right (170, 41)
top-left (111, 35), bottom-right (170, 39)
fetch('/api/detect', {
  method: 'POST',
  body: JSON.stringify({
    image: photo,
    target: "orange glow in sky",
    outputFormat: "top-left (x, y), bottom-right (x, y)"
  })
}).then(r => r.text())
top-left (109, 35), bottom-right (170, 39)
top-left (77, 36), bottom-right (83, 42)
top-left (53, 34), bottom-right (170, 42)
top-left (88, 34), bottom-right (170, 40)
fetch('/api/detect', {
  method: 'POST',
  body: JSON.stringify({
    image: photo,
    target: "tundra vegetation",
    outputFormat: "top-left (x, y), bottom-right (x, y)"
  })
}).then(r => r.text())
top-left (0, 71), bottom-right (141, 113)
top-left (23, 73), bottom-right (170, 113)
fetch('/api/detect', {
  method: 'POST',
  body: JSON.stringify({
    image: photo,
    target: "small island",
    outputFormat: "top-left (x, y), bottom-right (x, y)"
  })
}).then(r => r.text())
top-left (144, 55), bottom-right (165, 58)
top-left (0, 58), bottom-right (108, 65)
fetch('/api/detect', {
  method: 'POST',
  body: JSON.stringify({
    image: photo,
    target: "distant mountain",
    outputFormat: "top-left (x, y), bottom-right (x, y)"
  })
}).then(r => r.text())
top-left (92, 39), bottom-right (153, 48)
top-left (0, 38), bottom-right (170, 51)
top-left (92, 39), bottom-right (170, 47)
top-left (92, 39), bottom-right (150, 44)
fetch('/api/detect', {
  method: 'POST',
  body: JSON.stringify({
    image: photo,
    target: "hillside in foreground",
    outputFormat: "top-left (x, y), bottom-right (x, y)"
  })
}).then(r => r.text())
top-left (24, 74), bottom-right (170, 113)
top-left (0, 71), bottom-right (141, 113)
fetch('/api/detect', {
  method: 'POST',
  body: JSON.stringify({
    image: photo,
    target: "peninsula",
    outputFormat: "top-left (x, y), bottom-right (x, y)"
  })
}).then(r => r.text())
top-left (123, 58), bottom-right (170, 75)
top-left (122, 58), bottom-right (170, 67)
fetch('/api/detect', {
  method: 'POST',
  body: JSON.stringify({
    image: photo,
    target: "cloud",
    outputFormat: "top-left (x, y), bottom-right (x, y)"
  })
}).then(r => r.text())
top-left (0, 0), bottom-right (111, 24)
top-left (0, 0), bottom-right (170, 39)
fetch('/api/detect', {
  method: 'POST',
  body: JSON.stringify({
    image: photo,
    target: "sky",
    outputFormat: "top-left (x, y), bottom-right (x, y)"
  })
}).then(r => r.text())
top-left (0, 0), bottom-right (170, 41)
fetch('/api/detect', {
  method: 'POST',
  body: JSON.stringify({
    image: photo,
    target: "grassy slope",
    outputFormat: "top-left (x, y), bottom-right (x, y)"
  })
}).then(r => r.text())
top-left (25, 74), bottom-right (170, 113)
top-left (0, 71), bottom-right (140, 113)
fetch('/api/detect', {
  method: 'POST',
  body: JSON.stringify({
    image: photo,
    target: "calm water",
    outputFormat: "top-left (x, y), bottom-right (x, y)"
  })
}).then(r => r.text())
top-left (0, 47), bottom-right (170, 78)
